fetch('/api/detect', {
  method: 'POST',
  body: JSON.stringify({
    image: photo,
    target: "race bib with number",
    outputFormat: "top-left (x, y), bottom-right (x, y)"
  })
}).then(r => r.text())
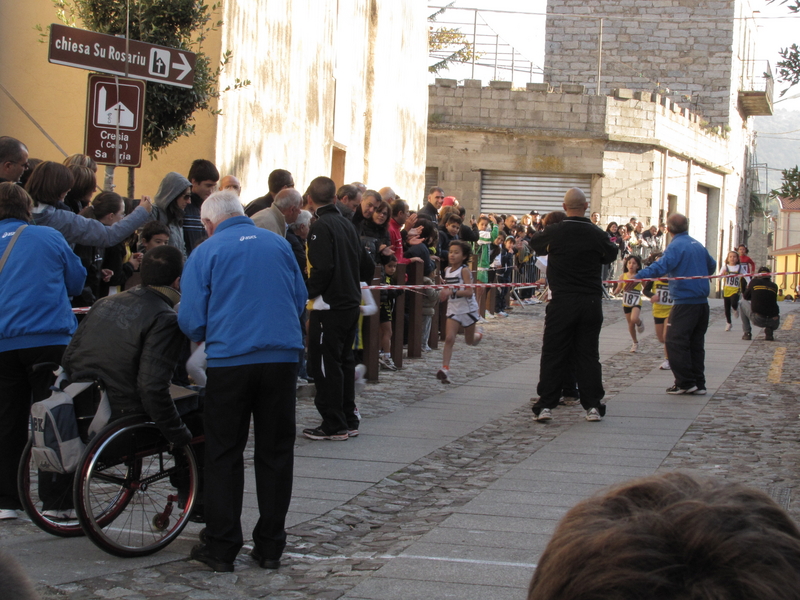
top-left (623, 290), bottom-right (641, 307)
top-left (655, 287), bottom-right (673, 305)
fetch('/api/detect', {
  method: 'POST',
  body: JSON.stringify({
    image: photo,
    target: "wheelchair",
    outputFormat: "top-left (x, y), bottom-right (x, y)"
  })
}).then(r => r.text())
top-left (18, 373), bottom-right (203, 558)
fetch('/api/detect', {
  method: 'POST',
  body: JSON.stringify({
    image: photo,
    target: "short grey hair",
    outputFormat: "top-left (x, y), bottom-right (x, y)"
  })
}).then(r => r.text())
top-left (273, 188), bottom-right (302, 211)
top-left (201, 190), bottom-right (244, 223)
top-left (290, 209), bottom-right (312, 231)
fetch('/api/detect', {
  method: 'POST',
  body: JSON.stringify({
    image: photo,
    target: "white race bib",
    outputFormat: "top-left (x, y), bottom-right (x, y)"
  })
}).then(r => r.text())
top-left (623, 290), bottom-right (641, 307)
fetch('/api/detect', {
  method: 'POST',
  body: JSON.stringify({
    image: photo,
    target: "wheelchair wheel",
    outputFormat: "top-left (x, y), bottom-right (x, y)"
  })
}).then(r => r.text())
top-left (74, 416), bottom-right (198, 558)
top-left (17, 438), bottom-right (83, 537)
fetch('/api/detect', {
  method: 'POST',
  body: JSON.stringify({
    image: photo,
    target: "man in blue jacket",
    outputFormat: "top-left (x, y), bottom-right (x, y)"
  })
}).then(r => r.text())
top-left (636, 214), bottom-right (716, 395)
top-left (179, 190), bottom-right (306, 572)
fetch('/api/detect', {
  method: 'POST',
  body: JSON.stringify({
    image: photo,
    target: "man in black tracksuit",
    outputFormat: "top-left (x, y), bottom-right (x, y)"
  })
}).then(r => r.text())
top-left (741, 266), bottom-right (780, 340)
top-left (529, 188), bottom-right (618, 423)
top-left (303, 177), bottom-right (375, 440)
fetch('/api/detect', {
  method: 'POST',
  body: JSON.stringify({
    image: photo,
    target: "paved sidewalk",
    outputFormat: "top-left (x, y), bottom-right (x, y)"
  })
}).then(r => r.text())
top-left (3, 299), bottom-right (798, 600)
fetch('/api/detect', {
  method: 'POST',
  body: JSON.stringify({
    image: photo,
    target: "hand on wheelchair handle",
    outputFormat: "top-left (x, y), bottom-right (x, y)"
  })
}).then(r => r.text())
top-left (168, 426), bottom-right (193, 449)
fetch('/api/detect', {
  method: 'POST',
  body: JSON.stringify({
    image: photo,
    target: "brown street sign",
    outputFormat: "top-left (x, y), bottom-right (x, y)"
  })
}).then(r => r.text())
top-left (85, 75), bottom-right (145, 167)
top-left (49, 23), bottom-right (195, 89)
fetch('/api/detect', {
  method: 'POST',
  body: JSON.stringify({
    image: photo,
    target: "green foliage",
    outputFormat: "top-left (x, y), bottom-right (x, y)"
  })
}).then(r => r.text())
top-left (771, 1), bottom-right (800, 96)
top-left (428, 2), bottom-right (479, 75)
top-left (771, 165), bottom-right (800, 199)
top-left (40, 0), bottom-right (249, 157)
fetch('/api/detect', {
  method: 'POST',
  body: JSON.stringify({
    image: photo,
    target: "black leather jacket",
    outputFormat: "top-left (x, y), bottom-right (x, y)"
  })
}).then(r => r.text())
top-left (62, 286), bottom-right (191, 445)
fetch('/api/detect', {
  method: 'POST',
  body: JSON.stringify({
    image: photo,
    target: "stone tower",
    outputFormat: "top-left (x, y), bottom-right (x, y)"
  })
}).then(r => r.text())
top-left (544, 0), bottom-right (764, 126)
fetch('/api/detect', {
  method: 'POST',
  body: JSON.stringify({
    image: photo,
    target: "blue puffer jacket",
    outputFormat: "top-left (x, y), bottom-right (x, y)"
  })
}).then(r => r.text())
top-left (636, 232), bottom-right (716, 304)
top-left (0, 219), bottom-right (87, 352)
top-left (178, 215), bottom-right (306, 367)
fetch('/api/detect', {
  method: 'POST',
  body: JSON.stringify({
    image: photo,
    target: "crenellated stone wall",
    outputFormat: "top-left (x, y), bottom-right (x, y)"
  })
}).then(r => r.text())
top-left (426, 78), bottom-right (749, 260)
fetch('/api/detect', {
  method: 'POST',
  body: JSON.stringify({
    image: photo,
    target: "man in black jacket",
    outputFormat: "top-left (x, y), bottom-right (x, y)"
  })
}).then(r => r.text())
top-left (741, 266), bottom-right (780, 341)
top-left (529, 188), bottom-right (618, 423)
top-left (62, 245), bottom-right (192, 446)
top-left (303, 176), bottom-right (375, 441)
top-left (418, 186), bottom-right (444, 224)
top-left (184, 159), bottom-right (219, 255)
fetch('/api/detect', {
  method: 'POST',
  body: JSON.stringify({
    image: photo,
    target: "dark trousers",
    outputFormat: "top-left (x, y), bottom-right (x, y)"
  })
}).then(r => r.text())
top-left (666, 303), bottom-right (709, 390)
top-left (203, 362), bottom-right (297, 563)
top-left (534, 296), bottom-right (604, 413)
top-left (723, 294), bottom-right (739, 323)
top-left (0, 345), bottom-right (64, 510)
top-left (308, 308), bottom-right (361, 434)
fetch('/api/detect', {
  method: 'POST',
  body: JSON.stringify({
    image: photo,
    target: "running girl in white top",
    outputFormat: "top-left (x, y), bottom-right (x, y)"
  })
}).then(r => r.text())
top-left (436, 240), bottom-right (483, 384)
top-left (719, 250), bottom-right (744, 331)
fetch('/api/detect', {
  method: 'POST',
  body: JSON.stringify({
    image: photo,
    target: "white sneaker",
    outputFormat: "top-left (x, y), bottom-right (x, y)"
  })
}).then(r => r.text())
top-left (378, 353), bottom-right (398, 371)
top-left (0, 509), bottom-right (18, 520)
top-left (630, 342), bottom-right (638, 353)
top-left (469, 331), bottom-right (483, 346)
top-left (725, 323), bottom-right (732, 331)
top-left (477, 316), bottom-right (487, 323)
top-left (533, 408), bottom-right (552, 422)
top-left (485, 312), bottom-right (496, 320)
top-left (496, 311), bottom-right (508, 318)
top-left (659, 359), bottom-right (670, 370)
top-left (636, 320), bottom-right (645, 334)
top-left (585, 408), bottom-right (602, 422)
top-left (436, 368), bottom-right (452, 384)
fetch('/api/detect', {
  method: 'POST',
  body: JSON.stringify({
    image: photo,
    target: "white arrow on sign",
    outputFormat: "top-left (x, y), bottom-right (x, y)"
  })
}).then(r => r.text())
top-left (172, 53), bottom-right (192, 81)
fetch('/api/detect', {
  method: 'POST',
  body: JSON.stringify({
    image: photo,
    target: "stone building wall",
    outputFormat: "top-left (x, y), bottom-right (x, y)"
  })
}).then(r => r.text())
top-left (426, 79), bottom-right (747, 258)
top-left (543, 0), bottom-right (758, 128)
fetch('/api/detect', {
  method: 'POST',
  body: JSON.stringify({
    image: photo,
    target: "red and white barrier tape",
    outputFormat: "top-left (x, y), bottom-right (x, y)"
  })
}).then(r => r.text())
top-left (363, 271), bottom-right (800, 291)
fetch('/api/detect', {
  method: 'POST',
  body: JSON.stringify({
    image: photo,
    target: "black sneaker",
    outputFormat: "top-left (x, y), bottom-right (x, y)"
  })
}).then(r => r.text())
top-left (742, 332), bottom-right (752, 340)
top-left (302, 427), bottom-right (348, 441)
top-left (191, 544), bottom-right (234, 572)
top-left (251, 546), bottom-right (281, 570)
top-left (666, 384), bottom-right (698, 395)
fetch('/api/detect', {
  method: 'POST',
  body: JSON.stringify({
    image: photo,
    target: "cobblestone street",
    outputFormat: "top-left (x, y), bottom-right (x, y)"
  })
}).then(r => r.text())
top-left (4, 299), bottom-right (798, 600)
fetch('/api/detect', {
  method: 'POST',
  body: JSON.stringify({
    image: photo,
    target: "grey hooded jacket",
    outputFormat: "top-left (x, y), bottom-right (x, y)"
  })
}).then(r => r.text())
top-left (151, 172), bottom-right (191, 256)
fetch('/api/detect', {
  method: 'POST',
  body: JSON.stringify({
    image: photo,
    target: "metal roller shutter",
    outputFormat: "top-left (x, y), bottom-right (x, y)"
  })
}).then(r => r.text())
top-left (480, 170), bottom-right (593, 216)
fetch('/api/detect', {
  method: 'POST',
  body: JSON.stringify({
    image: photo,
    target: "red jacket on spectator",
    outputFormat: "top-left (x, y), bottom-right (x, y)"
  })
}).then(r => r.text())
top-left (389, 217), bottom-right (409, 264)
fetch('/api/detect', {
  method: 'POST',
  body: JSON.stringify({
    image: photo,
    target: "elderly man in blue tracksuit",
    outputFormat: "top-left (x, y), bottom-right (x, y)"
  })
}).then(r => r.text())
top-left (635, 214), bottom-right (716, 395)
top-left (179, 191), bottom-right (306, 573)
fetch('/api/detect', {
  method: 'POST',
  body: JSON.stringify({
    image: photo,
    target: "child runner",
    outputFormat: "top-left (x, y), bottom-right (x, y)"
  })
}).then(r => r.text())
top-left (719, 250), bottom-right (744, 331)
top-left (642, 252), bottom-right (673, 369)
top-left (437, 240), bottom-right (483, 384)
top-left (378, 256), bottom-right (401, 370)
top-left (614, 254), bottom-right (645, 352)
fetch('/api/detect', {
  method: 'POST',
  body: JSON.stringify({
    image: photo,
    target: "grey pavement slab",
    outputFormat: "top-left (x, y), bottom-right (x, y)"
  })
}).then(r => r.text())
top-left (367, 555), bottom-right (532, 587)
top-left (295, 436), bottom-right (444, 463)
top-left (415, 526), bottom-right (554, 553)
top-left (438, 513), bottom-right (561, 535)
top-left (292, 456), bottom-right (407, 482)
top-left (344, 577), bottom-right (523, 600)
top-left (1, 533), bottom-right (189, 586)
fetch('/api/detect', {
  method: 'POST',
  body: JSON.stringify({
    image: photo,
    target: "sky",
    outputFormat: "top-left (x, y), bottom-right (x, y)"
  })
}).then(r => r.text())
top-left (427, 0), bottom-right (800, 111)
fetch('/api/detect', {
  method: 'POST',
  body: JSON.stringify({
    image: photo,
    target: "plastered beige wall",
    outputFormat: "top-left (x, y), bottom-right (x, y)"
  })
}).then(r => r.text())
top-left (214, 0), bottom-right (428, 204)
